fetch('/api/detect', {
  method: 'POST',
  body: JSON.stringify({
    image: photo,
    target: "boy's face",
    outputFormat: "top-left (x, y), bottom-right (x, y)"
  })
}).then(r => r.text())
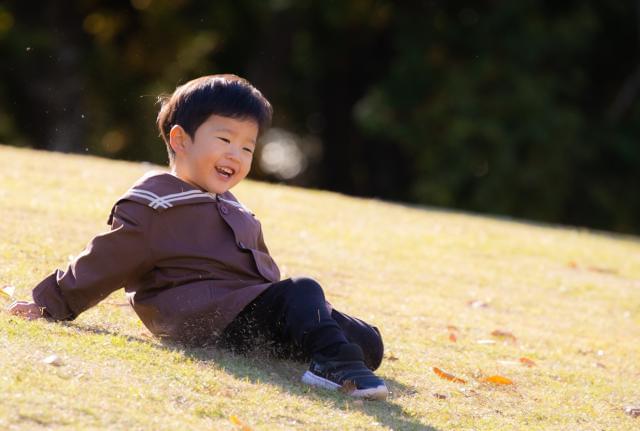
top-left (170, 114), bottom-right (258, 194)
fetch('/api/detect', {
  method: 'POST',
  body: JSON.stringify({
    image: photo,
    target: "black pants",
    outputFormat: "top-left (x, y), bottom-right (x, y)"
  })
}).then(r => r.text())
top-left (218, 277), bottom-right (384, 371)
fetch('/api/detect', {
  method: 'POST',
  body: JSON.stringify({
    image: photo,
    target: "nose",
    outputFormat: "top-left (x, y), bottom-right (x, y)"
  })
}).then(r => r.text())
top-left (224, 144), bottom-right (241, 161)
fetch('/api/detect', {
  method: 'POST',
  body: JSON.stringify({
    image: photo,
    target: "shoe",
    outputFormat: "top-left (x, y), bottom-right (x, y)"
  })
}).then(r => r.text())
top-left (301, 343), bottom-right (388, 400)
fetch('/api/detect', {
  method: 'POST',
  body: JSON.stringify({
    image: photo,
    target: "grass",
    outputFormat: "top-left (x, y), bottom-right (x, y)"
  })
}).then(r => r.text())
top-left (1, 143), bottom-right (639, 430)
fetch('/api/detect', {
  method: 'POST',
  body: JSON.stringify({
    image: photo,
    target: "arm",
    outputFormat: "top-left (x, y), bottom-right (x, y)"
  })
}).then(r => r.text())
top-left (12, 201), bottom-right (155, 321)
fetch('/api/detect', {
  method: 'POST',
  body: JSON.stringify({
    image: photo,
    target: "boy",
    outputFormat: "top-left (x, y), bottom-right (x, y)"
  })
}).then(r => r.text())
top-left (8, 75), bottom-right (388, 400)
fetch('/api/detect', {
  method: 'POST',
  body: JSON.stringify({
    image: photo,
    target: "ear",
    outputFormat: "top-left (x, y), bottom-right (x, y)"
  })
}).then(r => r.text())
top-left (168, 125), bottom-right (191, 156)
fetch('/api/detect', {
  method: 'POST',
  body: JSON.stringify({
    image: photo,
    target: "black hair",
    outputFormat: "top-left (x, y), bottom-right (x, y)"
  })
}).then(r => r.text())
top-left (156, 74), bottom-right (273, 164)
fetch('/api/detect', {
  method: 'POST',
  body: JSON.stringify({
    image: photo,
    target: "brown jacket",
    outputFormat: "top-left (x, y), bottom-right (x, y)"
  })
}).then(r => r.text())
top-left (32, 172), bottom-right (281, 341)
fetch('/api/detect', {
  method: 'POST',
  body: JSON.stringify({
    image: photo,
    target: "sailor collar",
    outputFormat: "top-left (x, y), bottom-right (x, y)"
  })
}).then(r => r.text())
top-left (108, 172), bottom-right (254, 226)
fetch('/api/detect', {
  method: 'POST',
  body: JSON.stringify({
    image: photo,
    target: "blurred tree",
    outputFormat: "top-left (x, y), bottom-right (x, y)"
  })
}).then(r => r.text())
top-left (0, 0), bottom-right (638, 233)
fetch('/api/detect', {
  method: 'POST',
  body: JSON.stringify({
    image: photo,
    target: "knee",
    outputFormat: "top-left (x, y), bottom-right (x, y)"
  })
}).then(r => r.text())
top-left (289, 277), bottom-right (324, 297)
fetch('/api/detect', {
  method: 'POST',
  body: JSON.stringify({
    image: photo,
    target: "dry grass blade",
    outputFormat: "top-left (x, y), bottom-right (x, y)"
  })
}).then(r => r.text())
top-left (339, 380), bottom-right (358, 395)
top-left (491, 329), bottom-right (517, 343)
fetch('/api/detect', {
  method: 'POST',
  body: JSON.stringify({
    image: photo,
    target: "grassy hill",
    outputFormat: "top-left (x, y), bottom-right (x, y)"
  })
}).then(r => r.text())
top-left (1, 144), bottom-right (639, 430)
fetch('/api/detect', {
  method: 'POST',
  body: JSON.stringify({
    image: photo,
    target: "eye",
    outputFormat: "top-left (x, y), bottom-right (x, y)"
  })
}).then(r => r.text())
top-left (243, 147), bottom-right (254, 154)
top-left (217, 137), bottom-right (230, 143)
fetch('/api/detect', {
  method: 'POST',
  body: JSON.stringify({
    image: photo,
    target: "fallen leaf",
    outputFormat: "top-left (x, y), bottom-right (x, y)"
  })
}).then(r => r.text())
top-left (386, 353), bottom-right (399, 361)
top-left (587, 266), bottom-right (617, 275)
top-left (625, 406), bottom-right (640, 418)
top-left (339, 380), bottom-right (357, 394)
top-left (480, 375), bottom-right (514, 385)
top-left (477, 339), bottom-right (497, 345)
top-left (42, 354), bottom-right (62, 367)
top-left (449, 333), bottom-right (457, 342)
top-left (468, 300), bottom-right (489, 309)
top-left (1, 285), bottom-right (16, 299)
top-left (433, 393), bottom-right (448, 399)
top-left (457, 387), bottom-right (479, 397)
top-left (519, 357), bottom-right (536, 367)
top-left (491, 329), bottom-right (517, 343)
top-left (229, 415), bottom-right (253, 431)
top-left (595, 362), bottom-right (607, 369)
top-left (446, 325), bottom-right (459, 332)
top-left (567, 261), bottom-right (578, 269)
top-left (433, 367), bottom-right (467, 384)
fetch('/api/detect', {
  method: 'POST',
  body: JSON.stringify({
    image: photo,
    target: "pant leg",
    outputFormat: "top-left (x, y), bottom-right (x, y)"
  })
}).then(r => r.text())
top-left (219, 277), bottom-right (385, 370)
top-left (218, 277), bottom-right (349, 358)
top-left (330, 309), bottom-right (384, 371)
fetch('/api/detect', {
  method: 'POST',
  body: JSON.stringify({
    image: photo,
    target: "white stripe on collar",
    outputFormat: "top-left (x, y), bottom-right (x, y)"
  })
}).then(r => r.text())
top-left (130, 188), bottom-right (217, 209)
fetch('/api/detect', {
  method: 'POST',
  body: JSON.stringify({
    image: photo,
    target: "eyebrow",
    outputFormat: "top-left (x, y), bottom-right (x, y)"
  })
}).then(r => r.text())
top-left (214, 127), bottom-right (256, 144)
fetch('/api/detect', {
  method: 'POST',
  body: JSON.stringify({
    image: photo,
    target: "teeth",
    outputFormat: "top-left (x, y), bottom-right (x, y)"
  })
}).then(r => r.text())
top-left (217, 167), bottom-right (234, 176)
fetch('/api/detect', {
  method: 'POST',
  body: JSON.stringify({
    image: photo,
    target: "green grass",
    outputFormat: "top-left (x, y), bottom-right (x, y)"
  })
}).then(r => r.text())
top-left (1, 144), bottom-right (639, 430)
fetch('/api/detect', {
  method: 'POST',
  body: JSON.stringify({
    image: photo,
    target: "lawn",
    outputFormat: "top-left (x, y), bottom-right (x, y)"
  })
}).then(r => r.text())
top-left (1, 144), bottom-right (639, 430)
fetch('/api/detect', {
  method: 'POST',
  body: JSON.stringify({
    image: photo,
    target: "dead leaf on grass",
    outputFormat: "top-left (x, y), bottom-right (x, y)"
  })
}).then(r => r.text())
top-left (625, 406), bottom-right (640, 418)
top-left (468, 300), bottom-right (489, 309)
top-left (449, 333), bottom-right (457, 342)
top-left (339, 380), bottom-right (357, 395)
top-left (447, 325), bottom-right (459, 332)
top-left (433, 393), bottom-right (448, 399)
top-left (229, 415), bottom-right (253, 431)
top-left (519, 357), bottom-right (537, 367)
top-left (491, 329), bottom-right (517, 343)
top-left (386, 353), bottom-right (399, 361)
top-left (479, 375), bottom-right (514, 385)
top-left (587, 266), bottom-right (617, 275)
top-left (433, 367), bottom-right (467, 384)
top-left (1, 285), bottom-right (16, 299)
top-left (42, 354), bottom-right (62, 367)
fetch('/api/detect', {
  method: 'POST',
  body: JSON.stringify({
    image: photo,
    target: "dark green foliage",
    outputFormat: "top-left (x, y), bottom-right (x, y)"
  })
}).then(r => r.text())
top-left (0, 0), bottom-right (638, 233)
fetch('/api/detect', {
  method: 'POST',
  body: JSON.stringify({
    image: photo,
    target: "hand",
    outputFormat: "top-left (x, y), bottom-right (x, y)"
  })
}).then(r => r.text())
top-left (7, 301), bottom-right (45, 320)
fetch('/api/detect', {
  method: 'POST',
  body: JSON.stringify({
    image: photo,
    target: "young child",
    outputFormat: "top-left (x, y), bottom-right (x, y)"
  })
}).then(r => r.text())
top-left (8, 74), bottom-right (388, 399)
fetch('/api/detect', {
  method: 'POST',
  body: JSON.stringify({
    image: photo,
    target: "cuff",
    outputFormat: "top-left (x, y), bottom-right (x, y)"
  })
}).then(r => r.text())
top-left (32, 271), bottom-right (76, 321)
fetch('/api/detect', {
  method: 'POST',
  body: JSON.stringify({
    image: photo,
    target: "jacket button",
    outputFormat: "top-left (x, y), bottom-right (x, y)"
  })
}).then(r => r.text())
top-left (220, 205), bottom-right (228, 214)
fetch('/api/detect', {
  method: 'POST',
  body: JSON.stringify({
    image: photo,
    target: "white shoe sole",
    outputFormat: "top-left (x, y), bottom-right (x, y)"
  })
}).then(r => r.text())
top-left (301, 371), bottom-right (389, 400)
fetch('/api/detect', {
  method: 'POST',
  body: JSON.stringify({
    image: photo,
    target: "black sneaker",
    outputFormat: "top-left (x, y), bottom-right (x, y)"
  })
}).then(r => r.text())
top-left (301, 343), bottom-right (388, 400)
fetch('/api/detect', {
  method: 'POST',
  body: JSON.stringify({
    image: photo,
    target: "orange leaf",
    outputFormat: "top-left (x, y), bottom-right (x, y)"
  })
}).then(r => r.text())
top-left (491, 329), bottom-right (517, 343)
top-left (446, 325), bottom-right (459, 332)
top-left (519, 357), bottom-right (536, 367)
top-left (433, 367), bottom-right (466, 384)
top-left (480, 375), bottom-right (514, 385)
top-left (449, 333), bottom-right (457, 342)
top-left (230, 415), bottom-right (253, 431)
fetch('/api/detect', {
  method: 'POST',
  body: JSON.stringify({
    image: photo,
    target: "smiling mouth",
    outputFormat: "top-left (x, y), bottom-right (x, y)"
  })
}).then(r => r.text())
top-left (216, 166), bottom-right (236, 179)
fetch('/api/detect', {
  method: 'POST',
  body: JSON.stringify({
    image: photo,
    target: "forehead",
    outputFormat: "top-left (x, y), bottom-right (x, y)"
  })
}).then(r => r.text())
top-left (201, 114), bottom-right (259, 137)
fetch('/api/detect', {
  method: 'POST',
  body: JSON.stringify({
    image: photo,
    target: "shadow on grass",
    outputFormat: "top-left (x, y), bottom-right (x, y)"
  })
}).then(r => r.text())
top-left (68, 323), bottom-right (439, 431)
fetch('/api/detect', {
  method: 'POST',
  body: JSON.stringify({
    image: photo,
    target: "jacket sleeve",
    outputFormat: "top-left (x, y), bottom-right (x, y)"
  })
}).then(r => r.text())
top-left (32, 201), bottom-right (155, 320)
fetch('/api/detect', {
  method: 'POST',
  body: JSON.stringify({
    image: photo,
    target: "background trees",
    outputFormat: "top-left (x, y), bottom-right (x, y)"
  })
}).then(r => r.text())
top-left (1, 0), bottom-right (638, 233)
